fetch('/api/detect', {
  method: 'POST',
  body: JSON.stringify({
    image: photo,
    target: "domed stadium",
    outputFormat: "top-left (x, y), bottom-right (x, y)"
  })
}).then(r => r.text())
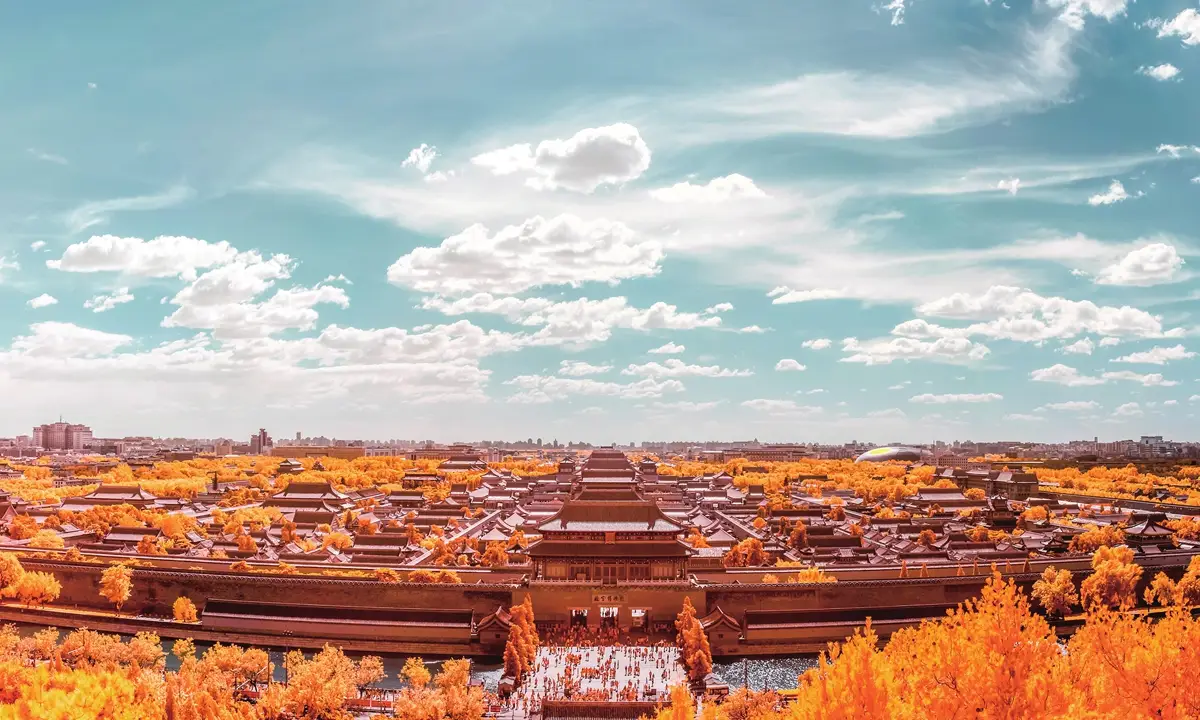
top-left (854, 446), bottom-right (932, 463)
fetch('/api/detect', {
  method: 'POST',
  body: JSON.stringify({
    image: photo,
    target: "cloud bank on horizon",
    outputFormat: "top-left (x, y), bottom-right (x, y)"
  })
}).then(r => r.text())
top-left (0, 0), bottom-right (1197, 443)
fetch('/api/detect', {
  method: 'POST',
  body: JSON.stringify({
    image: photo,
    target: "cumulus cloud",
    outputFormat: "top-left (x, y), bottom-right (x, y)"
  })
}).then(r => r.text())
top-left (83, 287), bottom-right (134, 313)
top-left (504, 374), bottom-right (682, 403)
top-left (27, 294), bottom-right (57, 309)
top-left (1102, 370), bottom-right (1178, 387)
top-left (802, 338), bottom-right (832, 350)
top-left (1112, 344), bottom-right (1195, 365)
top-left (421, 294), bottom-right (723, 346)
top-left (651, 400), bottom-right (723, 412)
top-left (387, 215), bottom-right (662, 296)
top-left (1148, 8), bottom-right (1200, 46)
top-left (775, 359), bottom-right (807, 372)
top-left (401, 143), bottom-right (438, 173)
top-left (1030, 364), bottom-right (1106, 386)
top-left (1112, 401), bottom-right (1143, 418)
top-left (1094, 243), bottom-right (1185, 286)
top-left (622, 359), bottom-right (752, 379)
top-left (910, 285), bottom-right (1171, 340)
top-left (48, 235), bottom-right (238, 281)
top-left (1099, 337), bottom-right (1121, 347)
top-left (1031, 363), bottom-right (1178, 387)
top-left (648, 342), bottom-right (685, 355)
top-left (30, 241), bottom-right (46, 252)
top-left (1040, 400), bottom-right (1101, 411)
top-left (1060, 338), bottom-right (1094, 355)
top-left (650, 174), bottom-right (767, 203)
top-left (1048, 0), bottom-right (1129, 29)
top-left (1005, 413), bottom-right (1046, 422)
top-left (909, 393), bottom-right (1003, 404)
top-left (471, 123), bottom-right (651, 193)
top-left (10, 322), bottom-right (132, 357)
top-left (1139, 64), bottom-right (1181, 81)
top-left (840, 336), bottom-right (990, 365)
top-left (1087, 180), bottom-right (1133, 206)
top-left (741, 399), bottom-right (823, 415)
top-left (997, 177), bottom-right (1021, 195)
top-left (558, 360), bottom-right (612, 377)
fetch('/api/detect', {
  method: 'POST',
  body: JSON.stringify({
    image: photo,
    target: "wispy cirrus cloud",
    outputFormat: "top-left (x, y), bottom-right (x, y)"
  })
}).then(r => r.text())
top-left (65, 185), bottom-right (194, 233)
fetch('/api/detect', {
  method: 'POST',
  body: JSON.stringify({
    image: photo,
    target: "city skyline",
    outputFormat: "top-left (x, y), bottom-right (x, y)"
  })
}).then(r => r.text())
top-left (2, 1), bottom-right (1200, 441)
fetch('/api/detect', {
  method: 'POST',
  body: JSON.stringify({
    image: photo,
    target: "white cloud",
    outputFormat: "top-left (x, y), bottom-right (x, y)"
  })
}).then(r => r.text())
top-left (471, 123), bottom-right (651, 193)
top-left (1040, 400), bottom-right (1100, 411)
top-left (1032, 364), bottom-right (1178, 387)
top-left (48, 235), bottom-right (238, 281)
top-left (1165, 399), bottom-right (1179, 406)
top-left (1139, 64), bottom-right (1181, 81)
top-left (401, 143), bottom-right (438, 173)
top-left (651, 400), bottom-right (723, 412)
top-left (910, 393), bottom-right (1003, 404)
top-left (27, 294), bottom-right (57, 309)
top-left (387, 214), bottom-right (662, 296)
top-left (30, 241), bottom-right (46, 252)
top-left (10, 322), bottom-right (132, 358)
top-left (879, 0), bottom-right (909, 25)
top-left (911, 285), bottom-right (1171, 340)
top-left (1099, 337), bottom-right (1121, 347)
top-left (421, 294), bottom-right (723, 346)
top-left (558, 360), bottom-right (612, 377)
top-left (64, 185), bottom-right (193, 233)
top-left (867, 408), bottom-right (908, 419)
top-left (649, 174), bottom-right (767, 203)
top-left (997, 177), bottom-right (1021, 195)
top-left (648, 342), bottom-right (685, 355)
top-left (840, 336), bottom-right (990, 365)
top-left (504, 374), bottom-right (683, 403)
top-left (1094, 243), bottom-right (1185, 286)
top-left (1148, 8), bottom-right (1200, 46)
top-left (1005, 413), bottom-right (1046, 422)
top-left (775, 359), bottom-right (807, 372)
top-left (888, 381), bottom-right (912, 390)
top-left (1030, 364), bottom-right (1107, 386)
top-left (704, 303), bottom-right (734, 315)
top-left (741, 399), bottom-right (823, 415)
top-left (1048, 0), bottom-right (1129, 29)
top-left (802, 338), bottom-right (832, 350)
top-left (768, 287), bottom-right (847, 304)
top-left (84, 288), bottom-right (135, 313)
top-left (1112, 344), bottom-right (1195, 365)
top-left (622, 359), bottom-right (752, 379)
top-left (1102, 370), bottom-right (1178, 387)
top-left (1112, 401), bottom-right (1143, 418)
top-left (1061, 338), bottom-right (1094, 355)
top-left (179, 286), bottom-right (347, 340)
top-left (738, 325), bottom-right (768, 334)
top-left (1087, 180), bottom-right (1131, 205)
top-left (1156, 144), bottom-right (1200, 158)
top-left (27, 148), bottom-right (67, 165)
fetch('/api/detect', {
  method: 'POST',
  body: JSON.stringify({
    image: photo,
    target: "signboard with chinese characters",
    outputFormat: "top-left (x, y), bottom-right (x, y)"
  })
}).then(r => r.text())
top-left (591, 592), bottom-right (626, 604)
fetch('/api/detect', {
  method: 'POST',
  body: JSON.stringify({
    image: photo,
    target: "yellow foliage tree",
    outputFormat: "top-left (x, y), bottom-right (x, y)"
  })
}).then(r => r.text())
top-left (99, 563), bottom-right (134, 612)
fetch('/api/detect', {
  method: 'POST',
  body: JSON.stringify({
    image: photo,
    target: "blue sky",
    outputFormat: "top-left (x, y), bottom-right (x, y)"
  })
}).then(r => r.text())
top-left (3, 0), bottom-right (1200, 443)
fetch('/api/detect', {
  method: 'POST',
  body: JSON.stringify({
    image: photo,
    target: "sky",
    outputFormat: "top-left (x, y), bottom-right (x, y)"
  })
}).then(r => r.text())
top-left (2, 0), bottom-right (1200, 444)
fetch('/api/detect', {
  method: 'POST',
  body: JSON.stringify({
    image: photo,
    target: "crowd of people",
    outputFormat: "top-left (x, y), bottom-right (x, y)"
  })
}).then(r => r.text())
top-left (500, 643), bottom-right (686, 719)
top-left (538, 621), bottom-right (669, 648)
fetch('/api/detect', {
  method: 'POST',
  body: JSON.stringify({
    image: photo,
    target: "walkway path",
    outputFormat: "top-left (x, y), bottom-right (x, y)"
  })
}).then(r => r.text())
top-left (500, 645), bottom-right (686, 720)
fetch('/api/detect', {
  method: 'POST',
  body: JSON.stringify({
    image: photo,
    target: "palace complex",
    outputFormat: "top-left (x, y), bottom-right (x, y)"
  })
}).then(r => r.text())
top-left (1, 448), bottom-right (1198, 658)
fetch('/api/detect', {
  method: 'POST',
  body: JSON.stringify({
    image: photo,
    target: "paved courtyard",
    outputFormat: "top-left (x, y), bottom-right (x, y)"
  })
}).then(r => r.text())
top-left (500, 645), bottom-right (687, 719)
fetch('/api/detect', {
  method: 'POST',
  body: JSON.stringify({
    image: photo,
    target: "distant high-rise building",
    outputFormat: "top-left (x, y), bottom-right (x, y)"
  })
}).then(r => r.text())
top-left (33, 421), bottom-right (92, 450)
top-left (249, 428), bottom-right (272, 455)
top-left (295, 431), bottom-right (302, 442)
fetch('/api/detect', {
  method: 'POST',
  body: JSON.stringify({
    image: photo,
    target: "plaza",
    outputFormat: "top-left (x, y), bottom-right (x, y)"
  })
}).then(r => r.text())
top-left (500, 645), bottom-right (687, 720)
